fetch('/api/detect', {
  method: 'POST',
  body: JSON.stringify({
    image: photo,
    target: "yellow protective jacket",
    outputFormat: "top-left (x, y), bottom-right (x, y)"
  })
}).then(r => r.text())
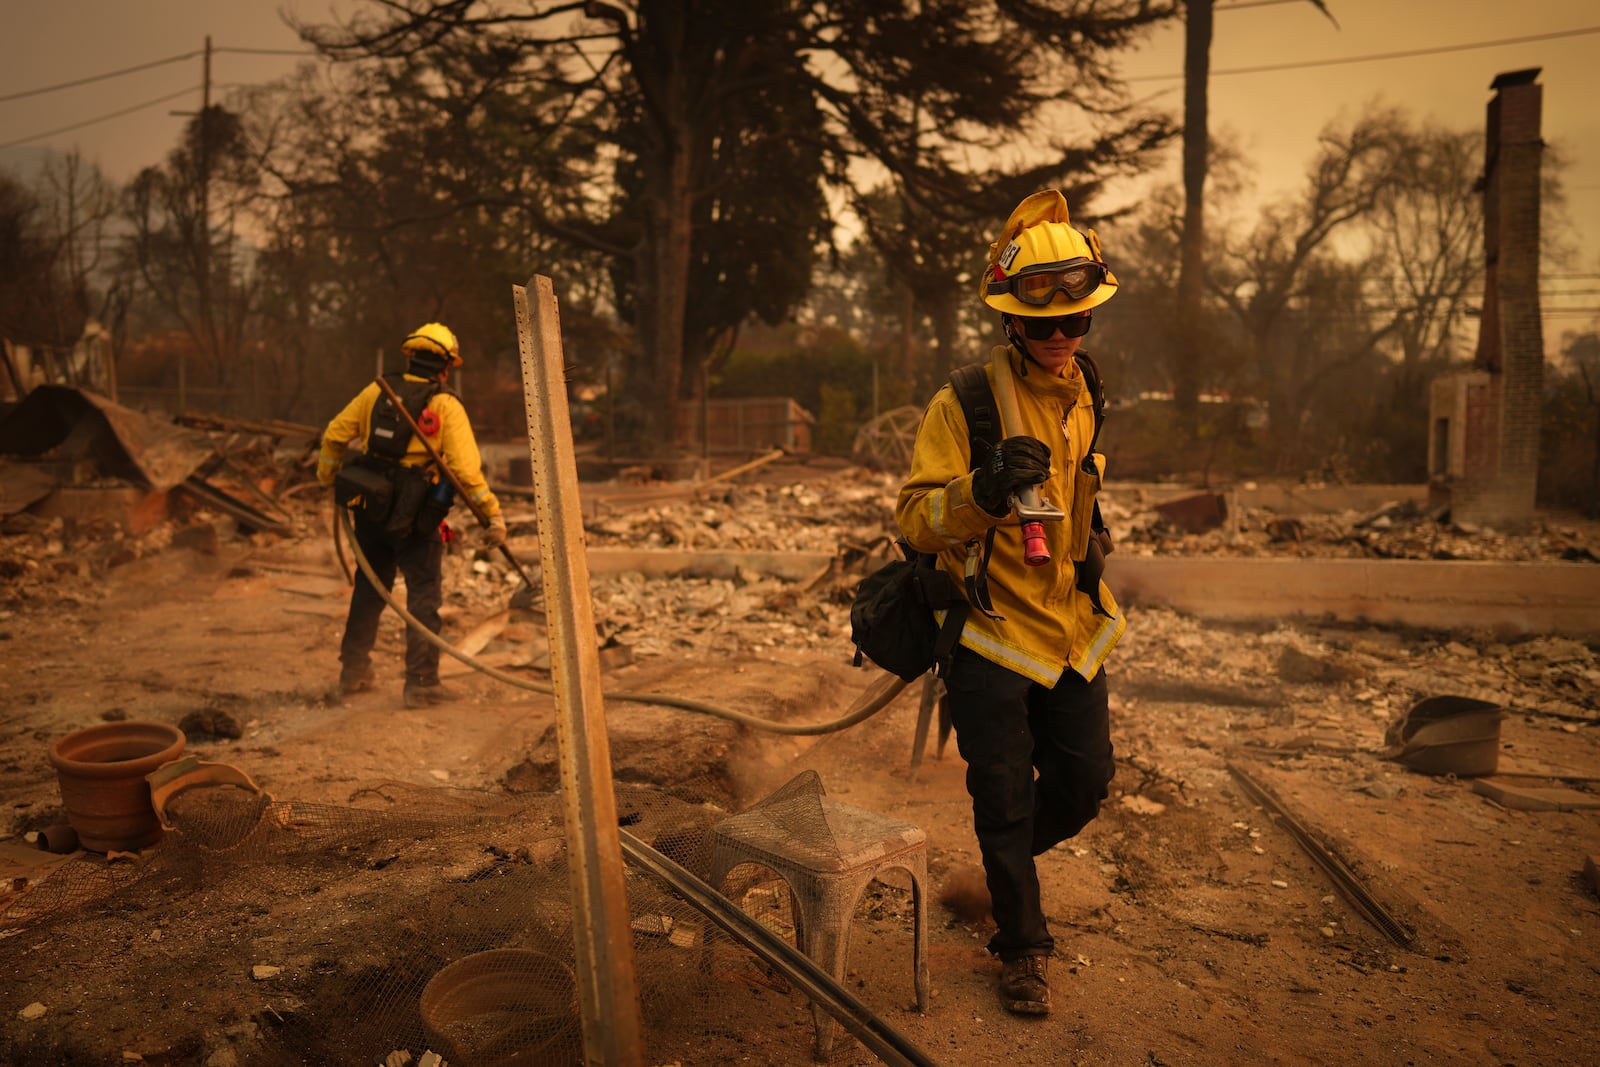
top-left (316, 374), bottom-right (502, 520)
top-left (896, 344), bottom-right (1125, 686)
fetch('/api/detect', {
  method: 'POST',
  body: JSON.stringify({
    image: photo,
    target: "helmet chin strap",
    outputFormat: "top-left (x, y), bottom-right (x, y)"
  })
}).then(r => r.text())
top-left (1001, 315), bottom-right (1042, 377)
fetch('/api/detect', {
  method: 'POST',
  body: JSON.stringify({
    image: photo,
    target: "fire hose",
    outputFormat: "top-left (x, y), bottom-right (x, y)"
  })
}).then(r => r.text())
top-left (346, 379), bottom-right (913, 732)
top-left (332, 505), bottom-right (937, 1067)
top-left (335, 504), bottom-right (909, 735)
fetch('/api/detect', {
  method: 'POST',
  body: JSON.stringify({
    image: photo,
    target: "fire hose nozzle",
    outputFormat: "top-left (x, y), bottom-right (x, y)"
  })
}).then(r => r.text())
top-left (1011, 488), bottom-right (1065, 566)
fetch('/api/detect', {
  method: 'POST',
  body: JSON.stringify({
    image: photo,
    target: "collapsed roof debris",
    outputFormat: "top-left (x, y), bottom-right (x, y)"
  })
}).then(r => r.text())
top-left (0, 387), bottom-right (312, 541)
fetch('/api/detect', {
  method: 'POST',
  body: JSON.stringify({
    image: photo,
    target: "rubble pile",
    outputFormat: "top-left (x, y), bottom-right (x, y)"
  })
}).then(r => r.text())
top-left (580, 469), bottom-right (899, 554)
top-left (1117, 606), bottom-right (1600, 732)
top-left (571, 472), bottom-right (1600, 566)
top-left (4, 426), bottom-right (1599, 675)
top-left (1113, 495), bottom-right (1600, 563)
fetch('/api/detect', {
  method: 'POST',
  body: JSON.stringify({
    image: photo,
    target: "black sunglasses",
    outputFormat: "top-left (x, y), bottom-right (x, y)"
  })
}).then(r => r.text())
top-left (1017, 313), bottom-right (1092, 341)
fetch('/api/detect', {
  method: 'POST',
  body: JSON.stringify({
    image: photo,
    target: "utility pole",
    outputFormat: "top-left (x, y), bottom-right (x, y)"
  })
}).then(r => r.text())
top-left (193, 33), bottom-right (212, 416)
top-left (169, 36), bottom-right (214, 415)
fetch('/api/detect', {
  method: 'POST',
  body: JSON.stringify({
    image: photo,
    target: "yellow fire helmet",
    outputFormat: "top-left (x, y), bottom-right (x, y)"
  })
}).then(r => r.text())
top-left (401, 322), bottom-right (462, 366)
top-left (981, 189), bottom-right (1119, 317)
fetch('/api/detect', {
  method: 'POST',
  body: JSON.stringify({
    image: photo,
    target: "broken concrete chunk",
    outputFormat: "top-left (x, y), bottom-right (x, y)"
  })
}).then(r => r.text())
top-left (1275, 646), bottom-right (1364, 685)
top-left (1473, 779), bottom-right (1600, 812)
top-left (1153, 491), bottom-right (1227, 534)
top-left (1118, 794), bottom-right (1166, 816)
top-left (668, 918), bottom-right (702, 948)
top-left (1265, 517), bottom-right (1304, 543)
top-left (1360, 780), bottom-right (1403, 800)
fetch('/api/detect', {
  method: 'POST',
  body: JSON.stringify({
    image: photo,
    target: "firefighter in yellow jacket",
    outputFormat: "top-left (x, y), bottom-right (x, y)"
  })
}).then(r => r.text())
top-left (317, 322), bottom-right (506, 708)
top-left (896, 190), bottom-right (1126, 1016)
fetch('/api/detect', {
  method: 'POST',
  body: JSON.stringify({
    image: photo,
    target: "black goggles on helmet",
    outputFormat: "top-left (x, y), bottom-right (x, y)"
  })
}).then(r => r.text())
top-left (988, 258), bottom-right (1108, 307)
top-left (1016, 312), bottom-right (1092, 341)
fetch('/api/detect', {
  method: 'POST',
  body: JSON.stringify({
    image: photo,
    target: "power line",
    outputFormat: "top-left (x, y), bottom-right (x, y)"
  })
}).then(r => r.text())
top-left (0, 45), bottom-right (316, 105)
top-left (1128, 24), bottom-right (1600, 82)
top-left (0, 85), bottom-right (200, 150)
top-left (217, 47), bottom-right (316, 57)
top-left (0, 80), bottom-right (275, 152)
top-left (0, 51), bottom-right (201, 103)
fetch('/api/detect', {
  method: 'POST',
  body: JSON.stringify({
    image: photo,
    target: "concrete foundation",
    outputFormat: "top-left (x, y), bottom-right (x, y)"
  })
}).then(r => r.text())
top-left (580, 545), bottom-right (1600, 640)
top-left (1109, 556), bottom-right (1600, 639)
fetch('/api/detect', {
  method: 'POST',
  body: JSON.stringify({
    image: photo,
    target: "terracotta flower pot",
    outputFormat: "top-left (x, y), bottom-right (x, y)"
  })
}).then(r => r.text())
top-left (420, 948), bottom-right (579, 1065)
top-left (47, 721), bottom-right (186, 853)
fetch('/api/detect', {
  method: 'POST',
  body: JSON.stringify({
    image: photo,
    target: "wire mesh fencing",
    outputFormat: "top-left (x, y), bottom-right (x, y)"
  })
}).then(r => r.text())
top-left (2, 771), bottom-right (923, 1066)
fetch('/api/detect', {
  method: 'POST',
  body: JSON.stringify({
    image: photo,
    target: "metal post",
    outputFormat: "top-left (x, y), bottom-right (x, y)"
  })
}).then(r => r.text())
top-left (513, 277), bottom-right (645, 1067)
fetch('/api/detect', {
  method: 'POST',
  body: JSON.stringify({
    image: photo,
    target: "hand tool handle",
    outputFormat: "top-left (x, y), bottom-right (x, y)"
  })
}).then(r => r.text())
top-left (990, 354), bottom-right (1054, 566)
top-left (373, 376), bottom-right (539, 588)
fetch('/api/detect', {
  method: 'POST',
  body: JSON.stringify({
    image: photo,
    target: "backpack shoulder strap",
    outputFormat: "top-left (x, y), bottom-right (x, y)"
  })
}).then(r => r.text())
top-left (948, 362), bottom-right (998, 472)
top-left (946, 362), bottom-right (1003, 620)
top-left (1075, 351), bottom-right (1106, 454)
top-left (1074, 352), bottom-right (1111, 537)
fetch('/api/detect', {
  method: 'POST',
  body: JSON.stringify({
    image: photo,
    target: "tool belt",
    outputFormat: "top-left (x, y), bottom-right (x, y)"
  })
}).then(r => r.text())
top-left (334, 454), bottom-right (431, 539)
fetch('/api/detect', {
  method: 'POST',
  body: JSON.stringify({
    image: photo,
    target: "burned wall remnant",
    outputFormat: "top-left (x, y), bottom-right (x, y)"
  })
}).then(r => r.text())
top-left (1429, 68), bottom-right (1545, 531)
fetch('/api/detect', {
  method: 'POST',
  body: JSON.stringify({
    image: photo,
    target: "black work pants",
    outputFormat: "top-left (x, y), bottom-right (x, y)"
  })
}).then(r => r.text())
top-left (339, 517), bottom-right (445, 685)
top-left (943, 646), bottom-right (1113, 961)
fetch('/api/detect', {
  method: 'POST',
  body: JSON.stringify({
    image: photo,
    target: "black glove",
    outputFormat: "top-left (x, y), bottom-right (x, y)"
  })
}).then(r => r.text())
top-left (971, 435), bottom-right (1052, 517)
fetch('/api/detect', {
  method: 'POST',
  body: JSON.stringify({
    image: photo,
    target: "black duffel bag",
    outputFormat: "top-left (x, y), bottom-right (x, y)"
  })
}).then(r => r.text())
top-left (850, 540), bottom-right (969, 682)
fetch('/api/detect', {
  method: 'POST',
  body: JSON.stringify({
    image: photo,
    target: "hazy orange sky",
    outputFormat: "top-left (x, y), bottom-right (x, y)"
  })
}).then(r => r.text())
top-left (3, 1), bottom-right (1597, 336)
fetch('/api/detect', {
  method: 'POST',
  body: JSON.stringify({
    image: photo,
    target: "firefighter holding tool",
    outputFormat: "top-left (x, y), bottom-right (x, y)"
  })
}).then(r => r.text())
top-left (896, 190), bottom-right (1126, 1016)
top-left (317, 322), bottom-right (506, 708)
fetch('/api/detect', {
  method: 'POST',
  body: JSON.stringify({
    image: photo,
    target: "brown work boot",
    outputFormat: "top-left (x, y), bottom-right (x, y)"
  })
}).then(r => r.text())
top-left (338, 666), bottom-right (375, 697)
top-left (403, 680), bottom-right (457, 708)
top-left (999, 955), bottom-right (1051, 1016)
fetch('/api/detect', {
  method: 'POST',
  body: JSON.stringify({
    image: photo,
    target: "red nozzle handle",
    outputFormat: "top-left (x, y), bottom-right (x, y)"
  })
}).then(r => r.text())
top-left (1021, 521), bottom-right (1050, 566)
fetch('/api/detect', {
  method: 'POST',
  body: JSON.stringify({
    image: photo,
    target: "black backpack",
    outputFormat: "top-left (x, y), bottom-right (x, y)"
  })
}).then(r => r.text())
top-left (848, 354), bottom-right (1107, 680)
top-left (333, 375), bottom-right (443, 537)
top-left (367, 373), bottom-right (442, 460)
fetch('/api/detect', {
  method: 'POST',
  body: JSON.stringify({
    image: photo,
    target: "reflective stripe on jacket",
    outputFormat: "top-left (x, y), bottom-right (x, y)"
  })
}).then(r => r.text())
top-left (316, 374), bottom-right (502, 520)
top-left (896, 344), bottom-right (1124, 686)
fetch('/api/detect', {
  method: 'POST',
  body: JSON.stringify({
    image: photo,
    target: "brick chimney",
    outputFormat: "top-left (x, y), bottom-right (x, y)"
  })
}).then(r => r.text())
top-left (1429, 68), bottom-right (1545, 531)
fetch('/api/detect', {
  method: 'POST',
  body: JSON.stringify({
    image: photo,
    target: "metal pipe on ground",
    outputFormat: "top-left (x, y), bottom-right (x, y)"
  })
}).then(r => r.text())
top-left (617, 829), bottom-right (941, 1067)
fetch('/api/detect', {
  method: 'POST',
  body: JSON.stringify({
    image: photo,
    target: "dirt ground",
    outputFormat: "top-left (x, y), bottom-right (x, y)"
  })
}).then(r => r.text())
top-left (2, 459), bottom-right (1599, 1067)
